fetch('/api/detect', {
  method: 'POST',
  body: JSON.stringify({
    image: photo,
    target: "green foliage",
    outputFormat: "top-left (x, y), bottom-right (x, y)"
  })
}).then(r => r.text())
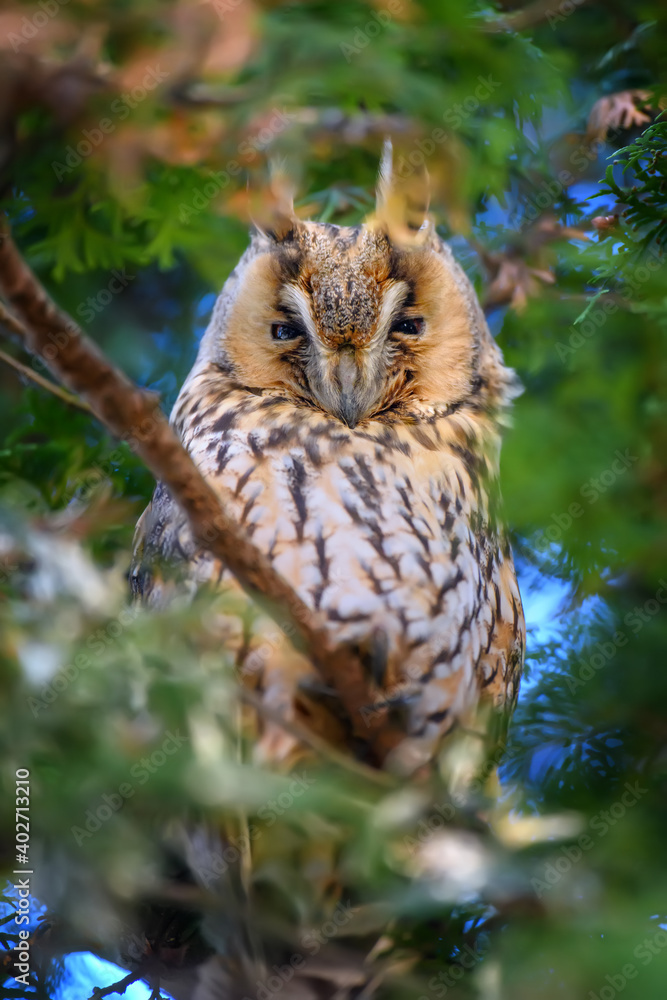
top-left (1, 1), bottom-right (667, 998)
top-left (602, 115), bottom-right (667, 252)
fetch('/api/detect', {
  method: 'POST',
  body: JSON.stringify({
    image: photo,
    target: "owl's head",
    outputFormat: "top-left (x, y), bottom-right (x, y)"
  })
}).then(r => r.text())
top-left (193, 157), bottom-right (518, 429)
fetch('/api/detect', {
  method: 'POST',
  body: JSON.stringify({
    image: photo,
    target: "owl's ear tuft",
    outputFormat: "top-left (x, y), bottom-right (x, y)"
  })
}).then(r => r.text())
top-left (370, 138), bottom-right (433, 246)
top-left (250, 170), bottom-right (300, 243)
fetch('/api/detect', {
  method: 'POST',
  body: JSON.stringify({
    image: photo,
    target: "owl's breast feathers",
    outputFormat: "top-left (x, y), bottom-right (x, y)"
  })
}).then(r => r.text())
top-left (132, 368), bottom-right (524, 767)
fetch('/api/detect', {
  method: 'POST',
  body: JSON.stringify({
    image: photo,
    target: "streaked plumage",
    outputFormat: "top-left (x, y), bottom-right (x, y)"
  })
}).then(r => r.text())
top-left (131, 165), bottom-right (524, 773)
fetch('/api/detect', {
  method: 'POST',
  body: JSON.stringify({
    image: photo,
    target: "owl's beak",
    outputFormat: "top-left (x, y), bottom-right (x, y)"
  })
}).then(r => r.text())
top-left (310, 345), bottom-right (379, 427)
top-left (332, 347), bottom-right (382, 427)
top-left (338, 398), bottom-right (364, 428)
top-left (336, 349), bottom-right (365, 427)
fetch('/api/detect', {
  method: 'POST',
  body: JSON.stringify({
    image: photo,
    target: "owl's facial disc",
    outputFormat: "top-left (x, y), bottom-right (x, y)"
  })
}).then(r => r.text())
top-left (276, 270), bottom-right (420, 426)
top-left (219, 222), bottom-right (483, 423)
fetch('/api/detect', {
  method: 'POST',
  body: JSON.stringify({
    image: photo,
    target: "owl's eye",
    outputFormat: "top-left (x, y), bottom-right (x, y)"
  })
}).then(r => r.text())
top-left (391, 318), bottom-right (424, 336)
top-left (271, 323), bottom-right (302, 341)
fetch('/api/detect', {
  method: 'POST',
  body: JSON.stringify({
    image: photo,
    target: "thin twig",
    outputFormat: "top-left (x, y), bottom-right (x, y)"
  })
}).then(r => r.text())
top-left (0, 345), bottom-right (91, 412)
top-left (484, 0), bottom-right (592, 32)
top-left (237, 688), bottom-right (395, 788)
top-left (0, 300), bottom-right (28, 338)
top-left (0, 219), bottom-right (402, 765)
top-left (88, 971), bottom-right (141, 1000)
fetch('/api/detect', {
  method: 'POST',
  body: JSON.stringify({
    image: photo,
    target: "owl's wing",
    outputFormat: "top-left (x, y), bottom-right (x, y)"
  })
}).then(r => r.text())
top-left (130, 482), bottom-right (212, 607)
top-left (480, 553), bottom-right (525, 708)
top-left (131, 481), bottom-right (349, 763)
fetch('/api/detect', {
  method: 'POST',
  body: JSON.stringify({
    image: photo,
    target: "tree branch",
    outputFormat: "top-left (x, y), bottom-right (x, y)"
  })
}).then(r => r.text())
top-left (89, 972), bottom-right (142, 1000)
top-left (0, 220), bottom-right (402, 765)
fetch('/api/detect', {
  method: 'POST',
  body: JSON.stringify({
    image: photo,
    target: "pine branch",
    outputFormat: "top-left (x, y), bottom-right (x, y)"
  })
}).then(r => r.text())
top-left (0, 219), bottom-right (402, 765)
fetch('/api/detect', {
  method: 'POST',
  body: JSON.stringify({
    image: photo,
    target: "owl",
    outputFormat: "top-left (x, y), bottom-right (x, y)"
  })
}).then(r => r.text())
top-left (131, 158), bottom-right (525, 774)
